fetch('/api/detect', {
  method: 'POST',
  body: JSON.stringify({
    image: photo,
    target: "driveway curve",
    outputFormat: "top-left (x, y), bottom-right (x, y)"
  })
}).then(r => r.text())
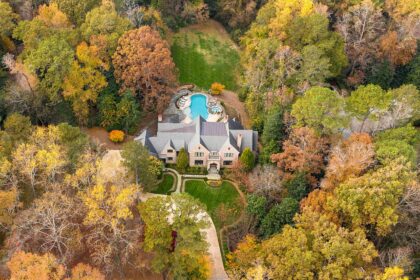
top-left (100, 153), bottom-right (228, 279)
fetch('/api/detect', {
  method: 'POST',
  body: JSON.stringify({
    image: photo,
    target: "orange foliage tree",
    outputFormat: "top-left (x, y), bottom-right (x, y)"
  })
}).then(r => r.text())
top-left (322, 133), bottom-right (375, 190)
top-left (271, 127), bottom-right (329, 186)
top-left (378, 31), bottom-right (417, 66)
top-left (66, 263), bottom-right (105, 280)
top-left (7, 251), bottom-right (65, 280)
top-left (211, 82), bottom-right (225, 95)
top-left (112, 26), bottom-right (176, 113)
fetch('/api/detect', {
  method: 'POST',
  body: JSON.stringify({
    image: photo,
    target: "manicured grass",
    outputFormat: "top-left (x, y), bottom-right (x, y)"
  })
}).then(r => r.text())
top-left (184, 180), bottom-right (243, 229)
top-left (171, 31), bottom-right (240, 90)
top-left (152, 174), bottom-right (175, 195)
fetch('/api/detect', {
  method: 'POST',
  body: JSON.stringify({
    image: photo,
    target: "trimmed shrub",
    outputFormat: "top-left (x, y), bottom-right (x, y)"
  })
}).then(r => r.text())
top-left (109, 130), bottom-right (125, 143)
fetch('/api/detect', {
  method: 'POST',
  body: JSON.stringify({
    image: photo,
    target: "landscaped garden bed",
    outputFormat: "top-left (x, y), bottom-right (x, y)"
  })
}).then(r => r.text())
top-left (152, 173), bottom-right (175, 195)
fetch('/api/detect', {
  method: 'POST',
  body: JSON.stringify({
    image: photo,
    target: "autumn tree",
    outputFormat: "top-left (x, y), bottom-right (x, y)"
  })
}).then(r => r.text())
top-left (248, 165), bottom-right (283, 202)
top-left (8, 190), bottom-right (84, 264)
top-left (322, 133), bottom-right (375, 190)
top-left (336, 0), bottom-right (386, 85)
top-left (112, 26), bottom-right (176, 113)
top-left (389, 181), bottom-right (420, 256)
top-left (271, 127), bottom-right (328, 185)
top-left (291, 86), bottom-right (347, 135)
top-left (66, 263), bottom-right (105, 280)
top-left (0, 1), bottom-right (19, 51)
top-left (384, 0), bottom-right (420, 39)
top-left (373, 125), bottom-right (418, 166)
top-left (138, 194), bottom-right (210, 279)
top-left (285, 13), bottom-right (347, 79)
top-left (53, 0), bottom-right (100, 26)
top-left (7, 251), bottom-right (65, 280)
top-left (13, 3), bottom-right (73, 55)
top-left (81, 0), bottom-right (132, 55)
top-left (331, 158), bottom-right (416, 236)
top-left (63, 42), bottom-right (108, 124)
top-left (217, 0), bottom-right (258, 33)
top-left (3, 113), bottom-right (32, 144)
top-left (228, 209), bottom-right (380, 279)
top-left (0, 187), bottom-right (19, 231)
top-left (226, 235), bottom-right (262, 279)
top-left (10, 125), bottom-right (82, 194)
top-left (378, 31), bottom-right (417, 67)
top-left (64, 149), bottom-right (100, 190)
top-left (82, 184), bottom-right (142, 274)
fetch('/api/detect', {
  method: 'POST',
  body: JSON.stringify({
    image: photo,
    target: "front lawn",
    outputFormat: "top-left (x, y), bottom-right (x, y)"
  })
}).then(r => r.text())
top-left (152, 174), bottom-right (175, 195)
top-left (171, 27), bottom-right (240, 90)
top-left (184, 180), bottom-right (243, 230)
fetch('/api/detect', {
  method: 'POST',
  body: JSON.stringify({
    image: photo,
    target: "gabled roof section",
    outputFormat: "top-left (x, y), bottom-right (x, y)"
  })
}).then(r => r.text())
top-left (230, 130), bottom-right (255, 152)
top-left (220, 135), bottom-right (239, 152)
top-left (201, 122), bottom-right (227, 136)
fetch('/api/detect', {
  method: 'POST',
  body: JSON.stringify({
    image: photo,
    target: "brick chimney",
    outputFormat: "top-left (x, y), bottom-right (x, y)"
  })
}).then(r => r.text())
top-left (237, 134), bottom-right (243, 150)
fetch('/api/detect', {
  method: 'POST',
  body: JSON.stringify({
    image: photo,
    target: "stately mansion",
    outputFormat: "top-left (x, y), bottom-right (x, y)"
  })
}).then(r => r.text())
top-left (136, 116), bottom-right (258, 171)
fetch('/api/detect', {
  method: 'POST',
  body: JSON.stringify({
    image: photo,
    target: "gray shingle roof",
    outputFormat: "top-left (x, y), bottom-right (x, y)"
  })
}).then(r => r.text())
top-left (201, 122), bottom-right (227, 136)
top-left (137, 116), bottom-right (258, 155)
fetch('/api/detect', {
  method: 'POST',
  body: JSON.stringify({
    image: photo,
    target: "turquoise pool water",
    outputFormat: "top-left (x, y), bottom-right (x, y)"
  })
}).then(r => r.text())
top-left (190, 94), bottom-right (208, 120)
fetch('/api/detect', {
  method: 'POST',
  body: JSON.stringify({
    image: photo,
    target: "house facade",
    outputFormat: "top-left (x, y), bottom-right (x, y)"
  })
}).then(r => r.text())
top-left (136, 116), bottom-right (258, 171)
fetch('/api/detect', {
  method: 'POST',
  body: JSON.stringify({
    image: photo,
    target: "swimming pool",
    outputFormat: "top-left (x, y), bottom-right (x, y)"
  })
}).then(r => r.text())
top-left (189, 94), bottom-right (209, 120)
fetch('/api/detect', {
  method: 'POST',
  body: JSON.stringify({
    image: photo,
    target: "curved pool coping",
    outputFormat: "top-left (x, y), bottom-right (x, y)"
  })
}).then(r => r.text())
top-left (179, 92), bottom-right (224, 123)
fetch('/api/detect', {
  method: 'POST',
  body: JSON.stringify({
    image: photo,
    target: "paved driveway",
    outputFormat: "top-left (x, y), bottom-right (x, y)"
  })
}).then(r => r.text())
top-left (101, 151), bottom-right (229, 280)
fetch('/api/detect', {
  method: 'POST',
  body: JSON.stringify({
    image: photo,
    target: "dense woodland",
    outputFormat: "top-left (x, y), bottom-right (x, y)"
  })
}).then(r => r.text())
top-left (0, 0), bottom-right (419, 279)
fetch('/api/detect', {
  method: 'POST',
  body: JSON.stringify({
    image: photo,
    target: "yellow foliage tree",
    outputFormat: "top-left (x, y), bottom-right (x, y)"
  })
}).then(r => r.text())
top-left (375, 266), bottom-right (409, 280)
top-left (269, 0), bottom-right (314, 39)
top-left (37, 3), bottom-right (72, 28)
top-left (63, 42), bottom-right (108, 125)
top-left (0, 187), bottom-right (19, 229)
top-left (82, 184), bottom-right (138, 227)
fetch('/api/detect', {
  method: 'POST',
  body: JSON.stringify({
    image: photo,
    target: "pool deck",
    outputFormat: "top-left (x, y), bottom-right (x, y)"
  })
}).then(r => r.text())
top-left (176, 92), bottom-right (225, 123)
